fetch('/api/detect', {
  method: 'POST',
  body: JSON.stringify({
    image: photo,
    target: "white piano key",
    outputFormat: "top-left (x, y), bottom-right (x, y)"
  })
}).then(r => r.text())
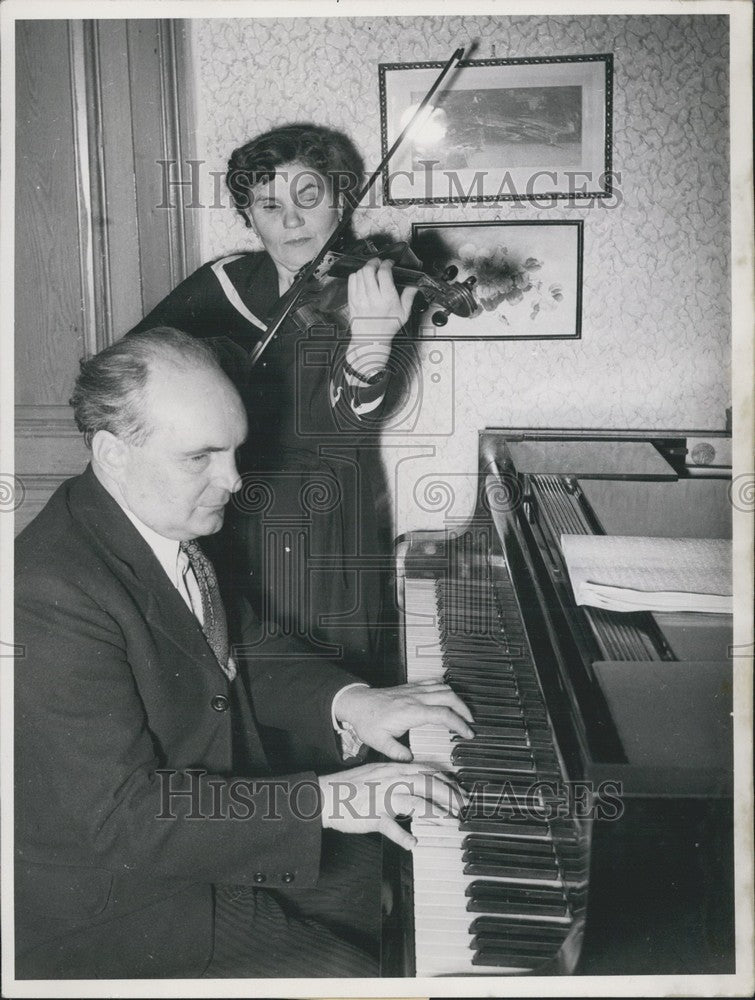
top-left (403, 573), bottom-right (577, 977)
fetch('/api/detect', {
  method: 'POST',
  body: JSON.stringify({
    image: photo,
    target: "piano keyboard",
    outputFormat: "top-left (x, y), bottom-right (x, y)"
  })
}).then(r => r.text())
top-left (404, 574), bottom-right (584, 976)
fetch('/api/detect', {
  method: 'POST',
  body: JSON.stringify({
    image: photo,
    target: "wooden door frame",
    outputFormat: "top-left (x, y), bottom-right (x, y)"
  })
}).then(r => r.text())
top-left (14, 18), bottom-right (200, 531)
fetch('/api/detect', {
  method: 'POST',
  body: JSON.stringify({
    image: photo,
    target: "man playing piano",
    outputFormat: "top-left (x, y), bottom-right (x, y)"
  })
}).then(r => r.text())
top-left (14, 328), bottom-right (473, 980)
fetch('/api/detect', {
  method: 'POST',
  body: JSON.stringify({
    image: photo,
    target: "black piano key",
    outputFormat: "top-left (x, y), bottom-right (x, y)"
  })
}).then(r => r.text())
top-left (514, 688), bottom-right (546, 703)
top-left (448, 656), bottom-right (527, 671)
top-left (443, 628), bottom-right (519, 643)
top-left (464, 712), bottom-right (526, 727)
top-left (458, 765), bottom-right (545, 783)
top-left (452, 751), bottom-right (536, 771)
top-left (462, 842), bottom-right (555, 860)
top-left (460, 816), bottom-right (551, 837)
top-left (515, 682), bottom-right (545, 696)
top-left (466, 903), bottom-right (568, 922)
top-left (448, 686), bottom-right (523, 704)
top-left (452, 733), bottom-right (532, 750)
top-left (530, 757), bottom-right (563, 777)
top-left (447, 657), bottom-right (520, 677)
top-left (450, 683), bottom-right (522, 699)
top-left (462, 858), bottom-right (558, 879)
top-left (451, 735), bottom-right (532, 749)
top-left (453, 742), bottom-right (536, 760)
top-left (442, 629), bottom-right (501, 642)
top-left (448, 661), bottom-right (520, 674)
top-left (463, 843), bottom-right (557, 863)
top-left (458, 691), bottom-right (525, 706)
top-left (444, 635), bottom-right (507, 648)
top-left (520, 715), bottom-right (553, 733)
top-left (464, 796), bottom-right (563, 816)
top-left (446, 677), bottom-right (519, 692)
top-left (446, 675), bottom-right (520, 691)
top-left (463, 861), bottom-right (558, 880)
top-left (473, 934), bottom-right (564, 955)
top-left (469, 916), bottom-right (570, 940)
top-left (441, 608), bottom-right (499, 623)
top-left (471, 945), bottom-right (560, 968)
top-left (443, 647), bottom-right (517, 663)
top-left (463, 835), bottom-right (556, 854)
top-left (469, 722), bottom-right (528, 738)
top-left (464, 733), bottom-right (553, 753)
top-left (463, 839), bottom-right (557, 859)
top-left (465, 881), bottom-right (568, 917)
top-left (452, 738), bottom-right (532, 755)
top-left (463, 706), bottom-right (526, 723)
top-left (459, 769), bottom-right (547, 792)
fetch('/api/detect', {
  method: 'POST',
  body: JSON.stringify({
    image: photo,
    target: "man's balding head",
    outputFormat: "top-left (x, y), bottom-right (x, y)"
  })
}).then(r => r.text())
top-left (75, 329), bottom-right (248, 540)
top-left (71, 328), bottom-right (228, 448)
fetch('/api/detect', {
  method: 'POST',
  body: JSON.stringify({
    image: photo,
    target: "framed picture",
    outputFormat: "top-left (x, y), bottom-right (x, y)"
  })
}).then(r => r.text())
top-left (379, 55), bottom-right (612, 204)
top-left (411, 220), bottom-right (583, 340)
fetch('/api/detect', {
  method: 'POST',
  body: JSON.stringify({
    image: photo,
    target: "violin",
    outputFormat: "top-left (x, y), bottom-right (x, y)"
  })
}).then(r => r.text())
top-left (250, 47), bottom-right (471, 366)
top-left (276, 239), bottom-right (479, 340)
top-left (311, 246), bottom-right (479, 328)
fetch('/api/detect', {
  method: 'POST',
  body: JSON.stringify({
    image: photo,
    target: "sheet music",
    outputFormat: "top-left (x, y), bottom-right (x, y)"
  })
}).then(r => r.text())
top-left (560, 535), bottom-right (733, 614)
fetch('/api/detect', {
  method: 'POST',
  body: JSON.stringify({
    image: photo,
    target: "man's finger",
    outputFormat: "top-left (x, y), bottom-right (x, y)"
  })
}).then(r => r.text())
top-left (378, 815), bottom-right (417, 851)
top-left (372, 734), bottom-right (414, 762)
top-left (408, 703), bottom-right (475, 739)
top-left (420, 772), bottom-right (469, 816)
top-left (421, 768), bottom-right (469, 806)
top-left (402, 771), bottom-right (464, 816)
top-left (441, 706), bottom-right (475, 739)
top-left (410, 688), bottom-right (475, 725)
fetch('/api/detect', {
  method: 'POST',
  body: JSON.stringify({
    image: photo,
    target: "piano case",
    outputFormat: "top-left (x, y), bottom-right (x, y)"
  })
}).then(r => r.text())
top-left (388, 428), bottom-right (735, 977)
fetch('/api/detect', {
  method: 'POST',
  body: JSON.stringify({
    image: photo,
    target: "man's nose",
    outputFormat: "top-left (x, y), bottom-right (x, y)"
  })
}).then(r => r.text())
top-left (215, 454), bottom-right (243, 494)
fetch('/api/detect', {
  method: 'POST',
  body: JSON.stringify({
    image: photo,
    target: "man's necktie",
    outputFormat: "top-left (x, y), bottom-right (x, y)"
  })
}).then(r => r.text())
top-left (180, 540), bottom-right (237, 681)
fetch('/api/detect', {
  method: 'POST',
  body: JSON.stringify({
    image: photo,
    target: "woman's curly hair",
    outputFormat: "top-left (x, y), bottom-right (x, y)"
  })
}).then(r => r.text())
top-left (226, 123), bottom-right (365, 227)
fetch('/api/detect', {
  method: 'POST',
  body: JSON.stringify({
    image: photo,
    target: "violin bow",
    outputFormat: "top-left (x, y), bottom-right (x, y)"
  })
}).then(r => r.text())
top-left (248, 46), bottom-right (466, 367)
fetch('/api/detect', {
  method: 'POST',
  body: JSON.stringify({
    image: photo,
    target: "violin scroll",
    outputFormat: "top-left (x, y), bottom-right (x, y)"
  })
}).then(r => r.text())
top-left (427, 274), bottom-right (478, 327)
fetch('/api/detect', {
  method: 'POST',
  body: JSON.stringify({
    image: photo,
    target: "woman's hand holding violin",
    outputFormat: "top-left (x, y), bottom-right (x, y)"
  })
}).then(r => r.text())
top-left (346, 258), bottom-right (418, 378)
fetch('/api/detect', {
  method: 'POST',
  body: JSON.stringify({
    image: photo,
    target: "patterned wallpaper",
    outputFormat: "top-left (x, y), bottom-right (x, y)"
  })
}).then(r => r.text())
top-left (190, 13), bottom-right (731, 533)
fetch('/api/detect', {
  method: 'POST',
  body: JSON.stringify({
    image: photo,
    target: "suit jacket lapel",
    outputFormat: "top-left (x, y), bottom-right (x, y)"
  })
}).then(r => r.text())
top-left (69, 467), bottom-right (228, 681)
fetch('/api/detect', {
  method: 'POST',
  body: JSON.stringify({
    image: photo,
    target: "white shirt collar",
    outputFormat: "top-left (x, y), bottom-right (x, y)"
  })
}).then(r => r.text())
top-left (120, 506), bottom-right (186, 589)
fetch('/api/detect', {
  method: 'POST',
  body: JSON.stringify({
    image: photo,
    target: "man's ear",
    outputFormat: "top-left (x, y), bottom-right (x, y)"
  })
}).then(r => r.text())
top-left (91, 430), bottom-right (128, 479)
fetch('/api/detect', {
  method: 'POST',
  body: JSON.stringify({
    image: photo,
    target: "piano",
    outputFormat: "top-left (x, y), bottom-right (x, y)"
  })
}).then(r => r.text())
top-left (385, 428), bottom-right (734, 977)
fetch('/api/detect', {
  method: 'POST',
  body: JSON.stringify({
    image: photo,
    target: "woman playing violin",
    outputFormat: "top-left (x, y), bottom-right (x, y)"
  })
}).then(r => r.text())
top-left (129, 123), bottom-right (418, 695)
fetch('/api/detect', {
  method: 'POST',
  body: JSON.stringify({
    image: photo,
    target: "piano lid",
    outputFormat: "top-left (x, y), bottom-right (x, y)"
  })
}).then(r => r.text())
top-left (505, 439), bottom-right (677, 480)
top-left (479, 427), bottom-right (733, 797)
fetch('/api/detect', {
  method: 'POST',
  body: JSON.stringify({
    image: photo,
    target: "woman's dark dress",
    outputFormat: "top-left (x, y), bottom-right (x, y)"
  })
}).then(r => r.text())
top-left (130, 251), bottom-right (399, 690)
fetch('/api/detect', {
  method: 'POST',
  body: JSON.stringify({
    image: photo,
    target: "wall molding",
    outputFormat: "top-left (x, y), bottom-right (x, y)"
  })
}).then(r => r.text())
top-left (65, 18), bottom-right (199, 352)
top-left (68, 21), bottom-right (101, 356)
top-left (16, 405), bottom-right (79, 437)
top-left (157, 19), bottom-right (198, 290)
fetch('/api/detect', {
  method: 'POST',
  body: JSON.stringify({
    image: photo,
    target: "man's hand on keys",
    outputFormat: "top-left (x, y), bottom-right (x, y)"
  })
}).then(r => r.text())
top-left (334, 680), bottom-right (475, 761)
top-left (317, 761), bottom-right (467, 850)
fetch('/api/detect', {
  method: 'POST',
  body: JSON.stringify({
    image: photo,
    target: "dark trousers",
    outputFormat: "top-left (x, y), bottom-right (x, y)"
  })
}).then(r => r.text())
top-left (203, 831), bottom-right (382, 977)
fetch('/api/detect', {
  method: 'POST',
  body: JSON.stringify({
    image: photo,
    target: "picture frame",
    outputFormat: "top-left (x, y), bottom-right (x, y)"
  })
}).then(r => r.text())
top-left (379, 55), bottom-right (613, 204)
top-left (411, 220), bottom-right (583, 340)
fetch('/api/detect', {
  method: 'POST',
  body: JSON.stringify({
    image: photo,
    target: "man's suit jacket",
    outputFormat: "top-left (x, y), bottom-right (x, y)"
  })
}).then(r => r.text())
top-left (15, 466), bottom-right (357, 978)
